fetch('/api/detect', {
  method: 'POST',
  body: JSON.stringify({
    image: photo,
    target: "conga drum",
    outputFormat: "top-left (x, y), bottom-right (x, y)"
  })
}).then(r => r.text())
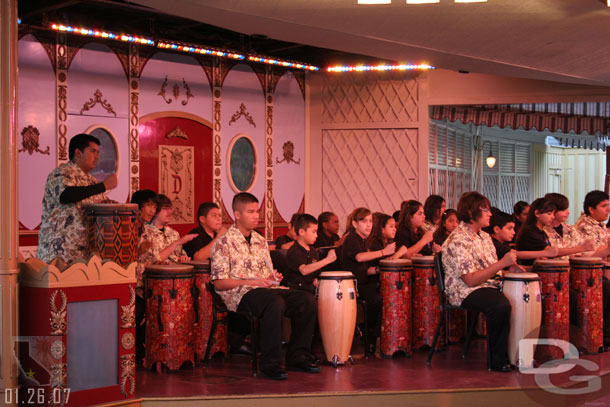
top-left (186, 260), bottom-right (228, 362)
top-left (534, 259), bottom-right (570, 361)
top-left (570, 257), bottom-right (604, 354)
top-left (317, 272), bottom-right (357, 366)
top-left (501, 272), bottom-right (542, 367)
top-left (84, 203), bottom-right (138, 266)
top-left (412, 256), bottom-right (442, 350)
top-left (379, 259), bottom-right (412, 357)
top-left (144, 264), bottom-right (195, 371)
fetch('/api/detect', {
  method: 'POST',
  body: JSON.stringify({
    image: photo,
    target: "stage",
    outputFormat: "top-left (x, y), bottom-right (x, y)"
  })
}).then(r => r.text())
top-left (131, 338), bottom-right (610, 407)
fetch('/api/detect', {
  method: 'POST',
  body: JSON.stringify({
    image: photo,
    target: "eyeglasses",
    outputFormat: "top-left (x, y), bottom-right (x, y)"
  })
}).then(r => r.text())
top-left (480, 208), bottom-right (491, 213)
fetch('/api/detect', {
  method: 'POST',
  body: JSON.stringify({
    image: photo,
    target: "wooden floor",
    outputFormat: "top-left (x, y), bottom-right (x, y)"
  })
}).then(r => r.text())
top-left (134, 338), bottom-right (610, 407)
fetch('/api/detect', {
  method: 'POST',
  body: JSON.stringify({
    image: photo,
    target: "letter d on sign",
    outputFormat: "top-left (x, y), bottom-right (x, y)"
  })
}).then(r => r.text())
top-left (518, 338), bottom-right (579, 375)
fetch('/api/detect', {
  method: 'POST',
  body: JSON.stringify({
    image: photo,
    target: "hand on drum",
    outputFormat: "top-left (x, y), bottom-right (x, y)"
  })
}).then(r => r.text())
top-left (508, 264), bottom-right (526, 273)
top-left (582, 239), bottom-right (595, 252)
top-left (178, 255), bottom-right (191, 263)
top-left (423, 230), bottom-right (434, 244)
top-left (382, 242), bottom-right (396, 256)
top-left (542, 246), bottom-right (559, 258)
top-left (501, 250), bottom-right (518, 268)
top-left (326, 249), bottom-right (337, 263)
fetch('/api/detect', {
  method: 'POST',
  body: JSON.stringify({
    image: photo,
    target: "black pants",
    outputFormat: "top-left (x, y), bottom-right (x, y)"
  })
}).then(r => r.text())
top-left (237, 288), bottom-right (317, 368)
top-left (358, 282), bottom-right (382, 343)
top-left (461, 287), bottom-right (511, 366)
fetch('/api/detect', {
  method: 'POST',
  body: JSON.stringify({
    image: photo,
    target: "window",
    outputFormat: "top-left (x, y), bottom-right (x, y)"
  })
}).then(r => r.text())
top-left (87, 126), bottom-right (119, 182)
top-left (227, 134), bottom-right (257, 192)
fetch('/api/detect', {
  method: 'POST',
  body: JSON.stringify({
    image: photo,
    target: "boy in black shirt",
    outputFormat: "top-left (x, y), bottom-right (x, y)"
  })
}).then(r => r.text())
top-left (285, 214), bottom-right (337, 294)
top-left (184, 202), bottom-right (227, 260)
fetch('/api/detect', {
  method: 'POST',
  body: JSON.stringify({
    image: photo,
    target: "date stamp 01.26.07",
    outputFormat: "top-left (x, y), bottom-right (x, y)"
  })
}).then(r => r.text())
top-left (4, 387), bottom-right (71, 406)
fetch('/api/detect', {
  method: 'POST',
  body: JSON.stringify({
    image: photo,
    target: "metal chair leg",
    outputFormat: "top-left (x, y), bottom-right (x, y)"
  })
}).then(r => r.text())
top-left (462, 311), bottom-right (479, 358)
top-left (427, 308), bottom-right (446, 365)
top-left (203, 306), bottom-right (219, 366)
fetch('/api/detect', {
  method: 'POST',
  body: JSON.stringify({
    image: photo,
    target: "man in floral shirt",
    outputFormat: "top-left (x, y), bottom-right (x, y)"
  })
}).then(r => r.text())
top-left (442, 191), bottom-right (523, 372)
top-left (211, 192), bottom-right (319, 380)
top-left (574, 190), bottom-right (610, 347)
top-left (37, 134), bottom-right (117, 264)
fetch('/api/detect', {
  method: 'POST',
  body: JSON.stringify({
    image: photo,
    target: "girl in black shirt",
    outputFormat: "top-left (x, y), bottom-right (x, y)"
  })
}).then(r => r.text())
top-left (433, 209), bottom-right (458, 246)
top-left (515, 198), bottom-right (556, 266)
top-left (395, 200), bottom-right (439, 257)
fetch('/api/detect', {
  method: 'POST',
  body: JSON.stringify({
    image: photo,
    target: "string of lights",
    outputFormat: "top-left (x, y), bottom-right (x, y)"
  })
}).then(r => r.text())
top-left (157, 41), bottom-right (244, 60)
top-left (248, 56), bottom-right (318, 71)
top-left (326, 63), bottom-right (435, 72)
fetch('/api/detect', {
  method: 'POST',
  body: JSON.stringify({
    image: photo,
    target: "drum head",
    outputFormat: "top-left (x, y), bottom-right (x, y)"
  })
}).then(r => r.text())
top-left (569, 256), bottom-right (603, 264)
top-left (145, 263), bottom-right (194, 278)
top-left (318, 271), bottom-right (355, 280)
top-left (503, 272), bottom-right (539, 281)
top-left (184, 260), bottom-right (210, 272)
top-left (84, 203), bottom-right (138, 215)
top-left (535, 259), bottom-right (569, 267)
top-left (379, 259), bottom-right (412, 267)
top-left (411, 256), bottom-right (434, 265)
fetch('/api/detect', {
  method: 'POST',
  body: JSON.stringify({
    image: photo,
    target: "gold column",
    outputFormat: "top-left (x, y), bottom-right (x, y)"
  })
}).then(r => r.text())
top-left (128, 44), bottom-right (140, 196)
top-left (212, 57), bottom-right (223, 212)
top-left (264, 66), bottom-right (274, 241)
top-left (0, 0), bottom-right (20, 401)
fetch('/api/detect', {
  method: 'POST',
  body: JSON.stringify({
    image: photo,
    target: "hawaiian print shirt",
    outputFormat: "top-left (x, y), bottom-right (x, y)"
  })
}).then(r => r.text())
top-left (544, 223), bottom-right (583, 260)
top-left (136, 223), bottom-right (187, 291)
top-left (210, 224), bottom-right (278, 312)
top-left (575, 214), bottom-right (609, 251)
top-left (442, 222), bottom-right (497, 306)
top-left (37, 162), bottom-right (107, 264)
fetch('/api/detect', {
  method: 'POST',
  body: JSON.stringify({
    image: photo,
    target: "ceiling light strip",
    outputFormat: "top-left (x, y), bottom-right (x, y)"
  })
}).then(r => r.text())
top-left (50, 23), bottom-right (154, 45)
top-left (248, 56), bottom-right (319, 71)
top-left (326, 64), bottom-right (435, 72)
top-left (157, 41), bottom-right (245, 60)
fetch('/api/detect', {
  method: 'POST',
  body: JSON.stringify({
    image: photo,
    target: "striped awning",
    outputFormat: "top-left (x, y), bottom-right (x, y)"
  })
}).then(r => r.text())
top-left (431, 103), bottom-right (610, 150)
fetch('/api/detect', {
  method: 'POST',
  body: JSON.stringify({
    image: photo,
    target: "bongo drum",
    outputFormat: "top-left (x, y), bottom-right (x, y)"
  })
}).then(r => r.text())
top-left (84, 203), bottom-right (138, 266)
top-left (570, 257), bottom-right (604, 354)
top-left (186, 260), bottom-right (228, 362)
top-left (534, 259), bottom-right (570, 361)
top-left (501, 272), bottom-right (542, 367)
top-left (379, 259), bottom-right (412, 357)
top-left (412, 256), bottom-right (442, 350)
top-left (144, 264), bottom-right (195, 371)
top-left (317, 272), bottom-right (357, 366)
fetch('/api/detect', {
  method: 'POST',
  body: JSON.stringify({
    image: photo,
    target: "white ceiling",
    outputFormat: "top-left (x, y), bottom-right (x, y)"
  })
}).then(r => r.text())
top-left (132, 0), bottom-right (610, 86)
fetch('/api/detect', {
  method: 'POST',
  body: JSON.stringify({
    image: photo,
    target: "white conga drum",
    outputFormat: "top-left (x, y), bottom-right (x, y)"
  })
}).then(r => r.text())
top-left (317, 271), bottom-right (357, 366)
top-left (501, 272), bottom-right (542, 368)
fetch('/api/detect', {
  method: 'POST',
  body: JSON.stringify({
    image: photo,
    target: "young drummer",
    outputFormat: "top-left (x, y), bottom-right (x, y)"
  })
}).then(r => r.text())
top-left (395, 200), bottom-right (440, 258)
top-left (422, 195), bottom-right (446, 233)
top-left (314, 211), bottom-right (341, 248)
top-left (275, 213), bottom-right (299, 250)
top-left (433, 209), bottom-right (458, 246)
top-left (341, 207), bottom-right (396, 354)
top-left (284, 214), bottom-right (337, 294)
top-left (183, 202), bottom-right (227, 260)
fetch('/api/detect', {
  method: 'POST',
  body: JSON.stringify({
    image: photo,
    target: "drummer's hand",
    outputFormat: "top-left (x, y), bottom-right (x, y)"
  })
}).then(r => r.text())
top-left (249, 278), bottom-right (275, 287)
top-left (508, 264), bottom-right (527, 273)
top-left (102, 199), bottom-right (118, 204)
top-left (271, 269), bottom-right (283, 283)
top-left (382, 242), bottom-right (396, 256)
top-left (103, 173), bottom-right (118, 190)
top-left (367, 266), bottom-right (378, 275)
top-left (179, 255), bottom-right (190, 263)
top-left (326, 249), bottom-right (337, 263)
top-left (432, 243), bottom-right (442, 253)
top-left (582, 239), bottom-right (595, 252)
top-left (178, 233), bottom-right (198, 245)
top-left (501, 250), bottom-right (518, 268)
top-left (422, 230), bottom-right (434, 244)
top-left (542, 246), bottom-right (559, 258)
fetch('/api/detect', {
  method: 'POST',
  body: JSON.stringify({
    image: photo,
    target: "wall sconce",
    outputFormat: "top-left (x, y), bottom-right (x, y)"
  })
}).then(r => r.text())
top-left (482, 140), bottom-right (496, 168)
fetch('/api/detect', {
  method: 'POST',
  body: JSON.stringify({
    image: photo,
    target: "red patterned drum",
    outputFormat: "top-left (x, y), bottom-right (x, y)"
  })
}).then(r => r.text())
top-left (187, 260), bottom-right (228, 362)
top-left (570, 257), bottom-right (604, 354)
top-left (84, 203), bottom-right (138, 266)
top-left (534, 259), bottom-right (570, 361)
top-left (144, 264), bottom-right (195, 371)
top-left (379, 259), bottom-right (412, 357)
top-left (412, 256), bottom-right (442, 350)
top-left (447, 309), bottom-right (467, 343)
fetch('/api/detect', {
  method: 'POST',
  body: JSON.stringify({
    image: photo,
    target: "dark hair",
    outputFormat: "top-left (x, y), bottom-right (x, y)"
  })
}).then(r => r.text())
top-left (433, 209), bottom-right (457, 245)
top-left (456, 192), bottom-right (491, 223)
top-left (130, 189), bottom-right (157, 209)
top-left (294, 213), bottom-right (317, 234)
top-left (392, 210), bottom-right (400, 222)
top-left (516, 197), bottom-right (557, 242)
top-left (69, 133), bottom-right (100, 161)
top-left (154, 194), bottom-right (172, 217)
top-left (544, 193), bottom-right (569, 212)
top-left (197, 202), bottom-right (219, 221)
top-left (318, 211), bottom-right (336, 235)
top-left (423, 195), bottom-right (445, 225)
top-left (368, 212), bottom-right (393, 248)
top-left (232, 192), bottom-right (258, 212)
top-left (489, 211), bottom-right (515, 233)
top-left (513, 201), bottom-right (529, 217)
top-left (346, 207), bottom-right (371, 234)
top-left (397, 200), bottom-right (423, 243)
top-left (583, 190), bottom-right (609, 216)
top-left (289, 213), bottom-right (300, 226)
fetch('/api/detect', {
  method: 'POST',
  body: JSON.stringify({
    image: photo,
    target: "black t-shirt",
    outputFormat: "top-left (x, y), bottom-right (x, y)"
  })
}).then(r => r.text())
top-left (395, 225), bottom-right (432, 256)
top-left (554, 224), bottom-right (564, 237)
top-left (314, 232), bottom-right (340, 248)
top-left (183, 226), bottom-right (215, 258)
top-left (492, 237), bottom-right (511, 261)
top-left (275, 234), bottom-right (294, 248)
top-left (515, 225), bottom-right (550, 266)
top-left (341, 232), bottom-right (369, 284)
top-left (284, 242), bottom-right (320, 287)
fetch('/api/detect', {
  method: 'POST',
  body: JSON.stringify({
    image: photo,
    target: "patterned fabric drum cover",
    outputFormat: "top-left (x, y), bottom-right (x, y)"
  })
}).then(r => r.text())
top-left (501, 272), bottom-right (542, 368)
top-left (570, 257), bottom-right (604, 354)
top-left (379, 259), bottom-right (413, 357)
top-left (412, 256), bottom-right (442, 350)
top-left (317, 272), bottom-right (358, 365)
top-left (84, 203), bottom-right (138, 266)
top-left (144, 264), bottom-right (195, 371)
top-left (186, 260), bottom-right (228, 362)
top-left (447, 309), bottom-right (467, 343)
top-left (534, 259), bottom-right (570, 361)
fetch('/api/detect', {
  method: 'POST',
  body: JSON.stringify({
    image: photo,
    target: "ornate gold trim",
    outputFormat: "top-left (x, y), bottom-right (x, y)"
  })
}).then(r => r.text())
top-left (158, 76), bottom-right (194, 106)
top-left (50, 290), bottom-right (67, 336)
top-left (121, 333), bottom-right (135, 350)
top-left (120, 354), bottom-right (136, 397)
top-left (19, 125), bottom-right (50, 155)
top-left (129, 44), bottom-right (140, 196)
top-left (229, 103), bottom-right (256, 127)
top-left (56, 31), bottom-right (68, 163)
top-left (166, 126), bottom-right (188, 140)
top-left (264, 66), bottom-right (274, 240)
top-left (50, 340), bottom-right (66, 360)
top-left (276, 141), bottom-right (301, 165)
top-left (50, 363), bottom-right (67, 388)
top-left (121, 285), bottom-right (136, 329)
top-left (80, 89), bottom-right (117, 116)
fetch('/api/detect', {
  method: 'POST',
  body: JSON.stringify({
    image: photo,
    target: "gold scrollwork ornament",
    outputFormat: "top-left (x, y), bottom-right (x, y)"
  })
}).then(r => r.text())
top-left (19, 126), bottom-right (50, 155)
top-left (121, 285), bottom-right (136, 329)
top-left (50, 290), bottom-right (67, 336)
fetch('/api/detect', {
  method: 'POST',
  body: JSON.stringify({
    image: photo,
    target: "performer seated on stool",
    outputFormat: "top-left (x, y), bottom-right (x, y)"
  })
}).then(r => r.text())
top-left (395, 200), bottom-right (440, 258)
top-left (37, 133), bottom-right (118, 264)
top-left (442, 191), bottom-right (524, 372)
top-left (574, 190), bottom-right (610, 348)
top-left (489, 211), bottom-right (558, 263)
top-left (210, 192), bottom-right (320, 380)
top-left (183, 202), bottom-right (227, 260)
top-left (314, 211), bottom-right (341, 248)
top-left (275, 213), bottom-right (299, 250)
top-left (284, 214), bottom-right (337, 294)
top-left (130, 189), bottom-right (157, 237)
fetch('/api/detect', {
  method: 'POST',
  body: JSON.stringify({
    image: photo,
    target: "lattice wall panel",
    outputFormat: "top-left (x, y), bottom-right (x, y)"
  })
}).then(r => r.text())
top-left (498, 176), bottom-right (515, 213)
top-left (321, 72), bottom-right (419, 124)
top-left (322, 129), bottom-right (418, 232)
top-left (482, 174), bottom-right (498, 205)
